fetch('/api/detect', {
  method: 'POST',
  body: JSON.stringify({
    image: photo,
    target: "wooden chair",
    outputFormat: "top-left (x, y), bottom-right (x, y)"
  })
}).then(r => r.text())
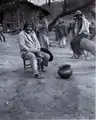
top-left (22, 57), bottom-right (42, 75)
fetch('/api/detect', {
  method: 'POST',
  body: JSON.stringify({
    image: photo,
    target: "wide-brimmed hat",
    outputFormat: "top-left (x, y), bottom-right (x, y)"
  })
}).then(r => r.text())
top-left (41, 48), bottom-right (53, 62)
top-left (74, 10), bottom-right (83, 17)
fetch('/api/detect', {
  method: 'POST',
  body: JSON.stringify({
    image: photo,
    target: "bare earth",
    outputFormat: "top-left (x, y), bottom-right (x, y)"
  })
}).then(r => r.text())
top-left (0, 34), bottom-right (95, 120)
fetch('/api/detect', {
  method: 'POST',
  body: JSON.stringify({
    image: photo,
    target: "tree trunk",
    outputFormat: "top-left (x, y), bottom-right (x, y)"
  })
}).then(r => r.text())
top-left (80, 38), bottom-right (96, 56)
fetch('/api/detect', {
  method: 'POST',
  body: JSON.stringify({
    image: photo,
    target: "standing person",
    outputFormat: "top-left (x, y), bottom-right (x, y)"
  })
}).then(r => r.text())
top-left (56, 19), bottom-right (67, 48)
top-left (55, 20), bottom-right (59, 41)
top-left (37, 13), bottom-right (49, 49)
top-left (68, 17), bottom-right (77, 47)
top-left (70, 10), bottom-right (91, 59)
top-left (68, 16), bottom-right (77, 40)
top-left (17, 21), bottom-right (50, 79)
top-left (0, 24), bottom-right (6, 42)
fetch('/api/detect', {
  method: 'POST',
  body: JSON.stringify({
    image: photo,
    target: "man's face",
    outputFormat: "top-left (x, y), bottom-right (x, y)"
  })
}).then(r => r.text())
top-left (25, 26), bottom-right (32, 34)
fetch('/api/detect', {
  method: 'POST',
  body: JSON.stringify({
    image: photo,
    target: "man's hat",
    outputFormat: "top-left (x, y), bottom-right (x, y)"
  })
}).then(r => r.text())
top-left (23, 21), bottom-right (33, 29)
top-left (74, 10), bottom-right (83, 17)
top-left (41, 48), bottom-right (53, 62)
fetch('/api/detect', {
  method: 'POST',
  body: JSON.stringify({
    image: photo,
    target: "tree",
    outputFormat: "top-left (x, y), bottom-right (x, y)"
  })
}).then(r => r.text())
top-left (46, 0), bottom-right (54, 6)
top-left (48, 0), bottom-right (95, 31)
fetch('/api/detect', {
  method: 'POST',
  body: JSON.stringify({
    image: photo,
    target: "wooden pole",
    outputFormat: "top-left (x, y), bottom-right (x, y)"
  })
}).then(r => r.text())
top-left (17, 0), bottom-right (20, 29)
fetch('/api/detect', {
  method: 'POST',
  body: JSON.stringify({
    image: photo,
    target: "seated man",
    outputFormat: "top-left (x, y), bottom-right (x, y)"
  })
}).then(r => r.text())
top-left (71, 10), bottom-right (91, 59)
top-left (17, 21), bottom-right (50, 79)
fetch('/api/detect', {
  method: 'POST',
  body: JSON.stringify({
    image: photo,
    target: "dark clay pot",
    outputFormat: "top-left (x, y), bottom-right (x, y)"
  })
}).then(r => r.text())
top-left (58, 64), bottom-right (73, 79)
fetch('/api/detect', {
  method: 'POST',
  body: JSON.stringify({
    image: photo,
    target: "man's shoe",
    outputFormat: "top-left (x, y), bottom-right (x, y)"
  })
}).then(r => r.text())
top-left (42, 68), bottom-right (46, 72)
top-left (41, 62), bottom-right (46, 72)
top-left (70, 54), bottom-right (77, 59)
top-left (34, 74), bottom-right (44, 79)
top-left (78, 54), bottom-right (85, 59)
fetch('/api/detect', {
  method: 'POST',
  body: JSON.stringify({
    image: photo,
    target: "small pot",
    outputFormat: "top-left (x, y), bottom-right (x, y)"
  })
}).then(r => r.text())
top-left (58, 64), bottom-right (73, 79)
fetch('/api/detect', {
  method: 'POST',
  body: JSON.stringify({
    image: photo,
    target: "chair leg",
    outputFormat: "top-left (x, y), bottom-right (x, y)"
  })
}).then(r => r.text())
top-left (23, 59), bottom-right (26, 72)
top-left (37, 58), bottom-right (42, 75)
top-left (23, 58), bottom-right (42, 73)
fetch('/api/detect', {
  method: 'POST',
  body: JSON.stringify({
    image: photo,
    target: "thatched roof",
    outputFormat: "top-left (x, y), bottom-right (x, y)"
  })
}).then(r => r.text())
top-left (0, 1), bottom-right (50, 16)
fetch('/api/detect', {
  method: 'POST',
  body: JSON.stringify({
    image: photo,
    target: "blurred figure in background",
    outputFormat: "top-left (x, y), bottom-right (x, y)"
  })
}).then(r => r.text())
top-left (37, 13), bottom-right (49, 49)
top-left (0, 24), bottom-right (6, 42)
top-left (55, 18), bottom-right (68, 48)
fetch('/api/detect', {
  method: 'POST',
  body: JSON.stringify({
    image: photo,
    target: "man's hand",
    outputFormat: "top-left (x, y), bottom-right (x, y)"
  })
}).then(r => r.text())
top-left (29, 48), bottom-right (40, 53)
top-left (34, 52), bottom-right (43, 58)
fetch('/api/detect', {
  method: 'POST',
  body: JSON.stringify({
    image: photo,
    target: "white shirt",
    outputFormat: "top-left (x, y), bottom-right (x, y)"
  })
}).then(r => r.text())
top-left (79, 17), bottom-right (91, 35)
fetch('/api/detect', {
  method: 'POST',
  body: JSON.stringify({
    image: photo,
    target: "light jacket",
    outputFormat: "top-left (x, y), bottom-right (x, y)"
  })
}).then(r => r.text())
top-left (79, 17), bottom-right (91, 35)
top-left (17, 30), bottom-right (40, 56)
top-left (75, 17), bottom-right (91, 35)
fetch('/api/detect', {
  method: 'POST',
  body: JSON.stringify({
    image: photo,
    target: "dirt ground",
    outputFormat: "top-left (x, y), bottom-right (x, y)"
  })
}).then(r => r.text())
top-left (0, 34), bottom-right (95, 120)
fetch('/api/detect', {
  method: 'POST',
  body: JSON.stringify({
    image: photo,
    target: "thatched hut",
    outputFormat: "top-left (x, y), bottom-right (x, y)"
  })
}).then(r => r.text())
top-left (0, 1), bottom-right (50, 31)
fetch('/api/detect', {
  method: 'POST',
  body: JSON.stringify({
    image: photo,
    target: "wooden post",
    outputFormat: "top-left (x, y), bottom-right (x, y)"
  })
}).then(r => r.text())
top-left (17, 0), bottom-right (20, 29)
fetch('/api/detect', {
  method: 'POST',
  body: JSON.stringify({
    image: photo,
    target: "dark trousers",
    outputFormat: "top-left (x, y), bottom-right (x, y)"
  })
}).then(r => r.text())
top-left (71, 33), bottom-right (88, 56)
top-left (0, 32), bottom-right (6, 42)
